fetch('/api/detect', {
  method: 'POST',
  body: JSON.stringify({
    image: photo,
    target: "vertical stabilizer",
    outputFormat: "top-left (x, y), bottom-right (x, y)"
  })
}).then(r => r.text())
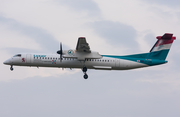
top-left (148, 33), bottom-right (176, 60)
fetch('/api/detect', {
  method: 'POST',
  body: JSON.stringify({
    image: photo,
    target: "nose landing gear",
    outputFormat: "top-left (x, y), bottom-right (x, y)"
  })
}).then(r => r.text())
top-left (10, 65), bottom-right (13, 71)
top-left (82, 66), bottom-right (88, 79)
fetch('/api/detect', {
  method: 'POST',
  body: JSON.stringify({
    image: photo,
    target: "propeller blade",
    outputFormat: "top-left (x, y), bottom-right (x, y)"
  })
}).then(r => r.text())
top-left (60, 42), bottom-right (62, 54)
top-left (60, 42), bottom-right (62, 62)
top-left (57, 42), bottom-right (63, 62)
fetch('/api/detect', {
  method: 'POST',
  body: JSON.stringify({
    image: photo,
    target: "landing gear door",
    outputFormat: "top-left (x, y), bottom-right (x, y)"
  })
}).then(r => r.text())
top-left (26, 54), bottom-right (31, 63)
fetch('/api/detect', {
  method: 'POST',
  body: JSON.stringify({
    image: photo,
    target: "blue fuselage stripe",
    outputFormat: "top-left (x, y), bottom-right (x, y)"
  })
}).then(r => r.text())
top-left (102, 50), bottom-right (168, 66)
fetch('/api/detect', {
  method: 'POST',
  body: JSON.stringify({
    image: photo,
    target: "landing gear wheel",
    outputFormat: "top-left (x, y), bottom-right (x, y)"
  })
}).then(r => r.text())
top-left (10, 65), bottom-right (13, 71)
top-left (82, 67), bottom-right (87, 72)
top-left (82, 66), bottom-right (88, 79)
top-left (84, 74), bottom-right (88, 79)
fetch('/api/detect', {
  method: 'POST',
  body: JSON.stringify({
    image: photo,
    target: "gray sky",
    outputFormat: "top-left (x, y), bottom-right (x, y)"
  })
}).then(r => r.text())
top-left (0, 0), bottom-right (180, 117)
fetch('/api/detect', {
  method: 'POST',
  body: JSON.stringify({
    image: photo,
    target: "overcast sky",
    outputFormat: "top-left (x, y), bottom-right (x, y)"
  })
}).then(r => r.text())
top-left (0, 0), bottom-right (180, 117)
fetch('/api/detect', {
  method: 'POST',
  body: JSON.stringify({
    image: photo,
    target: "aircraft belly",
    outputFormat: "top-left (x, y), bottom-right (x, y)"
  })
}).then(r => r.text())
top-left (85, 61), bottom-right (112, 70)
top-left (115, 59), bottom-right (148, 70)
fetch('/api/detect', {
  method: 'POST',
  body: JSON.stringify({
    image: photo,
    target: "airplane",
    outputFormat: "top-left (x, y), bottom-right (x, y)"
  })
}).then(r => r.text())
top-left (3, 33), bottom-right (176, 79)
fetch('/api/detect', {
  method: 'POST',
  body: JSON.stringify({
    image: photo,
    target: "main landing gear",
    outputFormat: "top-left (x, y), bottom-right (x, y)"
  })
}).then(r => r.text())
top-left (82, 66), bottom-right (88, 79)
top-left (10, 65), bottom-right (13, 71)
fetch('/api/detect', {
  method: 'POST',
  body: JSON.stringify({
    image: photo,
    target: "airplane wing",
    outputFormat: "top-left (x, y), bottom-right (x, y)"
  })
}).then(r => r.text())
top-left (63, 37), bottom-right (102, 60)
top-left (76, 37), bottom-right (91, 53)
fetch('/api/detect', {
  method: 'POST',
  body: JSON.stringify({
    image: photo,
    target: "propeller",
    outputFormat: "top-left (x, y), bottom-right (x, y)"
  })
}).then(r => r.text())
top-left (57, 42), bottom-right (63, 62)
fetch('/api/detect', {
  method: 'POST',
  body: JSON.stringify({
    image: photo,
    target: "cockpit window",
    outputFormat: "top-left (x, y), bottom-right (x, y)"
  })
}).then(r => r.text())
top-left (13, 54), bottom-right (21, 57)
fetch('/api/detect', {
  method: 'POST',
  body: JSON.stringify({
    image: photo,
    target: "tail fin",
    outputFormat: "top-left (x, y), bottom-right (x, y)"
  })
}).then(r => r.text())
top-left (148, 33), bottom-right (176, 60)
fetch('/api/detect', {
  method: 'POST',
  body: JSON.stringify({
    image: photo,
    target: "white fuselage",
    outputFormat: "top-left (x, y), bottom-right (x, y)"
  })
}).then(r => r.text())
top-left (4, 53), bottom-right (148, 70)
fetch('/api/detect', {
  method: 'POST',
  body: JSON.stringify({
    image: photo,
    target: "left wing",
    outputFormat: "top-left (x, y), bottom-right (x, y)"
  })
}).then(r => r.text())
top-left (76, 37), bottom-right (91, 53)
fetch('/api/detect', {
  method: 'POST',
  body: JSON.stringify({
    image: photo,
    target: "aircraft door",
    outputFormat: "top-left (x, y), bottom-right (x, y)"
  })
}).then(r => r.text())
top-left (26, 54), bottom-right (31, 63)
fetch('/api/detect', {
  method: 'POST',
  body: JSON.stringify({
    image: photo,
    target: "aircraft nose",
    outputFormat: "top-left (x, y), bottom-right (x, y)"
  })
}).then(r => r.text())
top-left (3, 59), bottom-right (11, 65)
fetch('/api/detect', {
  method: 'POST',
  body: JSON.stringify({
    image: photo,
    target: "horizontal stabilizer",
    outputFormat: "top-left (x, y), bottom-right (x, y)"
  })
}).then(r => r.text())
top-left (156, 33), bottom-right (176, 40)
